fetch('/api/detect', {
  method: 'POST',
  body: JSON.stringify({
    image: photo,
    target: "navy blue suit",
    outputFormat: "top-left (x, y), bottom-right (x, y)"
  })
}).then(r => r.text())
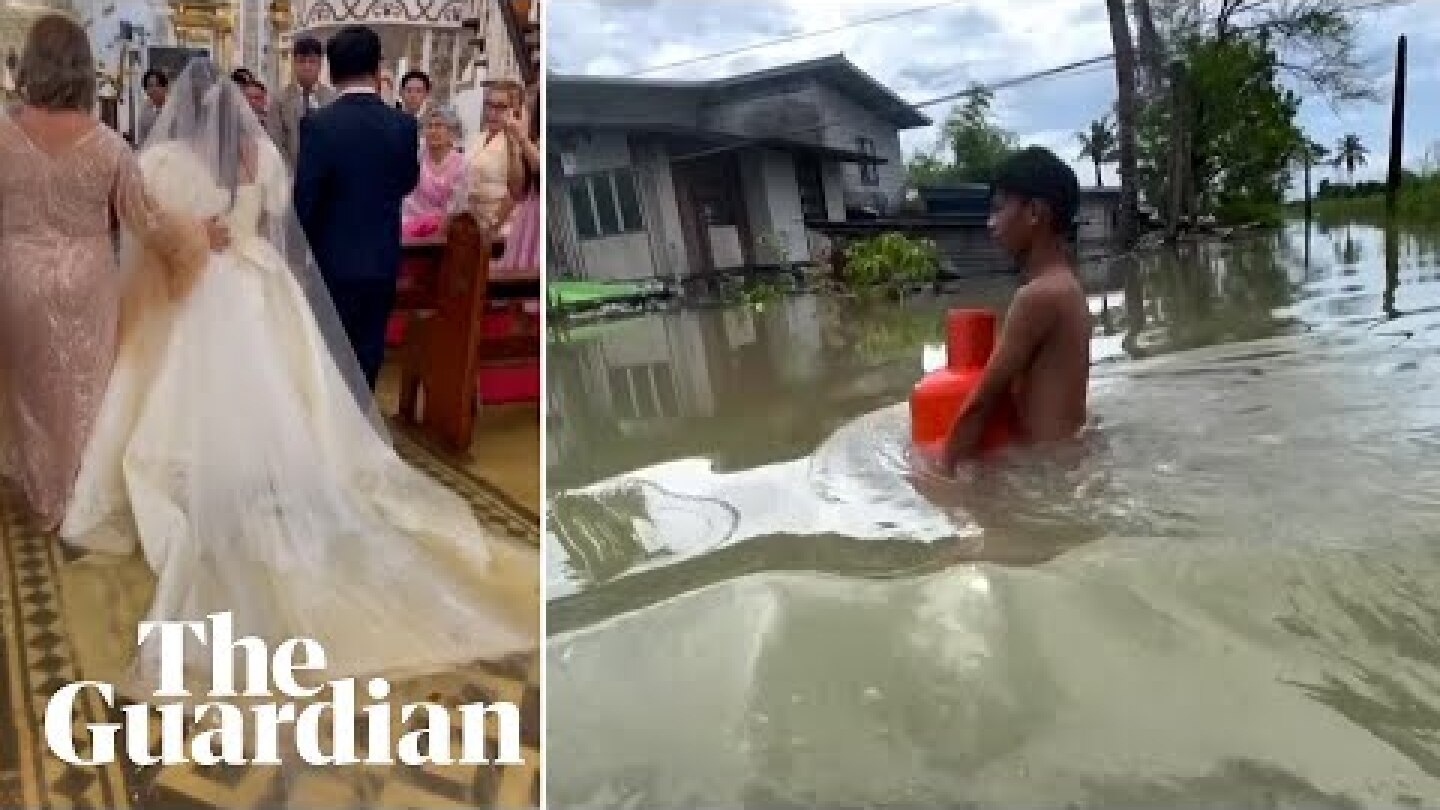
top-left (294, 91), bottom-right (420, 391)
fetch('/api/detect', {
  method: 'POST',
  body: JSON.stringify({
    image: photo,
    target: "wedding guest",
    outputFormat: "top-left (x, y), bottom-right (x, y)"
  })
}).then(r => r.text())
top-left (399, 69), bottom-right (430, 118)
top-left (379, 67), bottom-right (396, 107)
top-left (243, 79), bottom-right (268, 126)
top-left (494, 82), bottom-right (540, 276)
top-left (402, 105), bottom-right (465, 238)
top-left (394, 105), bottom-right (464, 344)
top-left (462, 79), bottom-right (527, 236)
top-left (0, 14), bottom-right (223, 530)
top-left (136, 67), bottom-right (167, 145)
top-left (267, 36), bottom-right (334, 165)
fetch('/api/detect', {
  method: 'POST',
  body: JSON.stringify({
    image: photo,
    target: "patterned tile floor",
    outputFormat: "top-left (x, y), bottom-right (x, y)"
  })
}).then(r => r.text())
top-left (1, 426), bottom-right (540, 809)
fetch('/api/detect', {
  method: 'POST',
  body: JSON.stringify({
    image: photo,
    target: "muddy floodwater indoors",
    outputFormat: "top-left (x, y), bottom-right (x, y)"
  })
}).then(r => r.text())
top-left (545, 219), bottom-right (1440, 809)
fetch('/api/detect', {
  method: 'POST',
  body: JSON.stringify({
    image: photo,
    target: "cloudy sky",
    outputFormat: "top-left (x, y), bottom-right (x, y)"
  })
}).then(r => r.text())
top-left (547, 0), bottom-right (1439, 189)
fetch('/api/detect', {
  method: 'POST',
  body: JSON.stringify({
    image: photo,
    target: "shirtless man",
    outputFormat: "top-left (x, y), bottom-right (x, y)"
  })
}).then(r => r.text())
top-left (940, 146), bottom-right (1091, 472)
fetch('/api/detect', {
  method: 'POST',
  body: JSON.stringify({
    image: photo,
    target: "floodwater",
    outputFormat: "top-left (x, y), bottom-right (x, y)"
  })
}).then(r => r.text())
top-left (544, 219), bottom-right (1440, 809)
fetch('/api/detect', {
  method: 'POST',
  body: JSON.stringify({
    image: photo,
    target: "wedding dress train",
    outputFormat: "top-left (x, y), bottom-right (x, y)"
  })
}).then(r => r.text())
top-left (59, 132), bottom-right (535, 693)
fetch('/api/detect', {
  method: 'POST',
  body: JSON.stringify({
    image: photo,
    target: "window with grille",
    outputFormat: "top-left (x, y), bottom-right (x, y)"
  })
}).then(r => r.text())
top-left (568, 168), bottom-right (645, 240)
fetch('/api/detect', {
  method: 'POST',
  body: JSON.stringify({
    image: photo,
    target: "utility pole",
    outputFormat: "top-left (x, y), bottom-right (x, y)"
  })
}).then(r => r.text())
top-left (1385, 34), bottom-right (1407, 215)
top-left (1303, 148), bottom-right (1313, 222)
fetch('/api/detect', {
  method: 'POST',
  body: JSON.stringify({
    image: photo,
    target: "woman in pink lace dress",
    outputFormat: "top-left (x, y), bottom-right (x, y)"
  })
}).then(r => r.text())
top-left (0, 15), bottom-right (211, 530)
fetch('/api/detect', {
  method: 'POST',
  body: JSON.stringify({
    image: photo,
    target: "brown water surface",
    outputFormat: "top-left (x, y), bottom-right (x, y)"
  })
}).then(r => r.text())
top-left (546, 219), bottom-right (1440, 808)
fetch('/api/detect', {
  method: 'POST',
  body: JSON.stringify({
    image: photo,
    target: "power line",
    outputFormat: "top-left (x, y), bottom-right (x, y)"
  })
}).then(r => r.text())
top-left (913, 54), bottom-right (1117, 107)
top-left (618, 0), bottom-right (1415, 164)
top-left (915, 0), bottom-right (1412, 106)
top-left (623, 0), bottom-right (968, 77)
top-left (625, 0), bottom-right (1410, 89)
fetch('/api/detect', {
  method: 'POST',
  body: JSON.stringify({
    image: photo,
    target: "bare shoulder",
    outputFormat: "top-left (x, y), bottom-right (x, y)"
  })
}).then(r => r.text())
top-left (1030, 266), bottom-right (1084, 293)
top-left (1014, 271), bottom-right (1081, 311)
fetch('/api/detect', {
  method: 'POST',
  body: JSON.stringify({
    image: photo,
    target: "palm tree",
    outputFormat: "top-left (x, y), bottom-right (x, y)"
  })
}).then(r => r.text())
top-left (1334, 134), bottom-right (1368, 185)
top-left (1106, 0), bottom-right (1140, 248)
top-left (1077, 117), bottom-right (1118, 187)
top-left (1294, 138), bottom-right (1329, 220)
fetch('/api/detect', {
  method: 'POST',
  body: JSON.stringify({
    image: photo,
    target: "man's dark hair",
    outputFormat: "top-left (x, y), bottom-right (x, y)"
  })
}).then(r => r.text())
top-left (993, 146), bottom-right (1079, 235)
top-left (245, 79), bottom-right (267, 94)
top-left (292, 36), bottom-right (324, 58)
top-left (230, 67), bottom-right (254, 85)
top-left (142, 67), bottom-right (168, 90)
top-left (400, 70), bottom-right (430, 91)
top-left (325, 26), bottom-right (381, 85)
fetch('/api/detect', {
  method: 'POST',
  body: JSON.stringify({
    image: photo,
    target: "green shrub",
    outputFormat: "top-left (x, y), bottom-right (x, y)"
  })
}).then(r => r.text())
top-left (1214, 200), bottom-right (1284, 228)
top-left (842, 232), bottom-right (941, 288)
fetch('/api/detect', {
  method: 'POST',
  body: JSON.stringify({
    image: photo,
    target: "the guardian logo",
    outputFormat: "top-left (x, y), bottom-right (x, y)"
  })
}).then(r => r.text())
top-left (44, 612), bottom-right (524, 767)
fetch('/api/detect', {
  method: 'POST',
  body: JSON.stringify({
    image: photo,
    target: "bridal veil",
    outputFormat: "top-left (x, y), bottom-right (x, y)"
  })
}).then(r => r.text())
top-left (59, 59), bottom-right (536, 696)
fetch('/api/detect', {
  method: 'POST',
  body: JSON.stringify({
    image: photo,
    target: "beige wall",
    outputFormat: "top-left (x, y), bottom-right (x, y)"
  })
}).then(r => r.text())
top-left (578, 233), bottom-right (657, 282)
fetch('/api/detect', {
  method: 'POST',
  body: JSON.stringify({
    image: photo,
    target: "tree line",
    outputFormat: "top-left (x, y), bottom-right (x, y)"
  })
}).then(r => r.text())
top-left (908, 1), bottom-right (1405, 242)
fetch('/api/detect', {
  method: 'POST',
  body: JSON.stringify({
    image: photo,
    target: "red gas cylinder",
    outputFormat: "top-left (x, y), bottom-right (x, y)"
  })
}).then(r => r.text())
top-left (910, 309), bottom-right (1016, 461)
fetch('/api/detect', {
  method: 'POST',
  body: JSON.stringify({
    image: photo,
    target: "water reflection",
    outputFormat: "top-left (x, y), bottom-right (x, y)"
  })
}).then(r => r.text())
top-left (1114, 237), bottom-right (1300, 360)
top-left (547, 280), bottom-right (1012, 491)
top-left (546, 219), bottom-right (1440, 808)
top-left (547, 220), bottom-right (1440, 602)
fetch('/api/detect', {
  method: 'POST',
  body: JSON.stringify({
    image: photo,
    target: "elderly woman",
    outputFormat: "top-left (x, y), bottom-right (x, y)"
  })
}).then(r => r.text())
top-left (402, 105), bottom-right (466, 239)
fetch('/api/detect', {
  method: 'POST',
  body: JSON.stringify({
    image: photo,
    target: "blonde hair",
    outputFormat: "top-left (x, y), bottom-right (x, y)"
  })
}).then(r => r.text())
top-left (487, 80), bottom-right (523, 109)
top-left (17, 14), bottom-right (95, 111)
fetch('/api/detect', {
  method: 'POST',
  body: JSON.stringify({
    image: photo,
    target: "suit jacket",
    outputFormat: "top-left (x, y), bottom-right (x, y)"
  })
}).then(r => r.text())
top-left (266, 82), bottom-right (337, 166)
top-left (294, 92), bottom-right (420, 285)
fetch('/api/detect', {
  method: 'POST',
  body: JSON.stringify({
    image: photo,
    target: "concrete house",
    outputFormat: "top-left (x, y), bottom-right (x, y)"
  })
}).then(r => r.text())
top-left (547, 55), bottom-right (930, 282)
top-left (1076, 186), bottom-right (1122, 244)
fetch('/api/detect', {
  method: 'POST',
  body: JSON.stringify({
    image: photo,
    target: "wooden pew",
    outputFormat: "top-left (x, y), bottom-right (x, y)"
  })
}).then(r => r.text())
top-left (395, 215), bottom-right (542, 453)
top-left (396, 213), bottom-right (490, 453)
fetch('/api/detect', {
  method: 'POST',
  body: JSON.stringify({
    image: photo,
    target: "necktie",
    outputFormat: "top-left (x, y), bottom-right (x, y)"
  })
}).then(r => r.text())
top-left (301, 89), bottom-right (312, 120)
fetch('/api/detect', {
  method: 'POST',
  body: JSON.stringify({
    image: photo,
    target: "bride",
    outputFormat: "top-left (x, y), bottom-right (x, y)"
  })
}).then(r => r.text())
top-left (59, 60), bottom-right (534, 693)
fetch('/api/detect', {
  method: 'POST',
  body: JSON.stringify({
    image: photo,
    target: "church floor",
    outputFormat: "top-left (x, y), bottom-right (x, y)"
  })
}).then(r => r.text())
top-left (373, 360), bottom-right (542, 517)
top-left (1, 366), bottom-right (542, 809)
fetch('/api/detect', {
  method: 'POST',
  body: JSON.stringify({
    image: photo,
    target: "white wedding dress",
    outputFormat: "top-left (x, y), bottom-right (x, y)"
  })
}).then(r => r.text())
top-left (59, 134), bottom-right (535, 691)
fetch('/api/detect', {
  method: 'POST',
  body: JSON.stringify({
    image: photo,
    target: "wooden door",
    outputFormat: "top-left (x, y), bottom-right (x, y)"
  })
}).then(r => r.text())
top-left (673, 153), bottom-right (751, 274)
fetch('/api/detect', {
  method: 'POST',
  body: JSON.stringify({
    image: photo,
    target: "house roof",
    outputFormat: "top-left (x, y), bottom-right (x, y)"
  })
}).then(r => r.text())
top-left (550, 54), bottom-right (931, 129)
top-left (549, 122), bottom-right (888, 165)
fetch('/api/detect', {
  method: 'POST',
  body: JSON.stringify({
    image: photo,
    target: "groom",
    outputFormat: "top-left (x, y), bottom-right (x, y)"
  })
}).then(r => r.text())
top-left (294, 25), bottom-right (420, 392)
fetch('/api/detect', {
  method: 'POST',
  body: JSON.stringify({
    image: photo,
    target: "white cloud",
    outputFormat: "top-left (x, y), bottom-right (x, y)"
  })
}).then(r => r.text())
top-left (549, 0), bottom-right (1440, 177)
